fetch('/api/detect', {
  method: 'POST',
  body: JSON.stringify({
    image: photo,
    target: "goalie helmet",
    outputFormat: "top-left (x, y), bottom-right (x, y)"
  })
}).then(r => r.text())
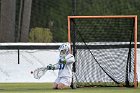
top-left (59, 43), bottom-right (70, 57)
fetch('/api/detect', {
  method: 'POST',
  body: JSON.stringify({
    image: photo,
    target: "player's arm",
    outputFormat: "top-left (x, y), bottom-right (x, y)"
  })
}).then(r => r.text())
top-left (59, 54), bottom-right (75, 65)
top-left (47, 63), bottom-right (60, 70)
top-left (65, 54), bottom-right (75, 64)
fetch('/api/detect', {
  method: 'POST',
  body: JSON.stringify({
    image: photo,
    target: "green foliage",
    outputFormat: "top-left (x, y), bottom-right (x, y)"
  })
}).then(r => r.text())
top-left (75, 0), bottom-right (140, 41)
top-left (29, 27), bottom-right (53, 43)
top-left (30, 0), bottom-right (140, 42)
top-left (30, 0), bottom-right (71, 42)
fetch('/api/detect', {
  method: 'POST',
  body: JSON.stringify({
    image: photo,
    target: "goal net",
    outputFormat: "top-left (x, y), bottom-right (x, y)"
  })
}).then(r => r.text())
top-left (68, 16), bottom-right (137, 88)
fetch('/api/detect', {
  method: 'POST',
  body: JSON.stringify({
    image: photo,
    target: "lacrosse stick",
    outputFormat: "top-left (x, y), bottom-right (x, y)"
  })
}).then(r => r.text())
top-left (31, 67), bottom-right (48, 79)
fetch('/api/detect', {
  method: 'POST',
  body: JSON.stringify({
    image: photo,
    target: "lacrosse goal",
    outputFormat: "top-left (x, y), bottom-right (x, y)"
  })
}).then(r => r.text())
top-left (68, 16), bottom-right (138, 88)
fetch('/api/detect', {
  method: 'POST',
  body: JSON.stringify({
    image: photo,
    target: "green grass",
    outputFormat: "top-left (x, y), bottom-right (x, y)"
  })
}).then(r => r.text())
top-left (0, 83), bottom-right (140, 93)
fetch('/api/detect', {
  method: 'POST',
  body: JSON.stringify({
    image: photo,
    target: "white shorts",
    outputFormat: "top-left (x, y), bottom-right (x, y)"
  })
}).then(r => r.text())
top-left (55, 77), bottom-right (72, 86)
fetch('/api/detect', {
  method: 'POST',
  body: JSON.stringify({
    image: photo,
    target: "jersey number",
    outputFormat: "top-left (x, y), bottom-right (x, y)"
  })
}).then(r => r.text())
top-left (59, 64), bottom-right (65, 70)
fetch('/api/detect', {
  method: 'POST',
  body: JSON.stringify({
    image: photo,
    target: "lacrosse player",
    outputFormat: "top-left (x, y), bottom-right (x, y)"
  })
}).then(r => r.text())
top-left (47, 43), bottom-right (75, 89)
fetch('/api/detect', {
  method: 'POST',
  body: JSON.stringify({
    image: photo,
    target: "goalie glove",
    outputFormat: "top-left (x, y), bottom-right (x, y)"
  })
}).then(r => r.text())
top-left (47, 64), bottom-right (55, 70)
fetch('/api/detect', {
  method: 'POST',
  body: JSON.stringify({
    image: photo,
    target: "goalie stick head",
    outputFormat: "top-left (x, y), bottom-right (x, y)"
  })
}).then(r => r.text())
top-left (59, 43), bottom-right (70, 57)
top-left (31, 67), bottom-right (48, 79)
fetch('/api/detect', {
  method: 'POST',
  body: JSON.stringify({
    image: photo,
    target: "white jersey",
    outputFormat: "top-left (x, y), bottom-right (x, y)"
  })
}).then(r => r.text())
top-left (54, 53), bottom-right (75, 78)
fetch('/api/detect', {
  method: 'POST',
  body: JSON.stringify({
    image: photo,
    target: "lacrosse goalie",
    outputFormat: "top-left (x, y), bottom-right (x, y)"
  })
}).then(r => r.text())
top-left (47, 43), bottom-right (75, 89)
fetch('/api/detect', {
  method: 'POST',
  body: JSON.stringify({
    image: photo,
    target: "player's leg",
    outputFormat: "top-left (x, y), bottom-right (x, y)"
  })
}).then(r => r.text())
top-left (53, 77), bottom-right (65, 89)
top-left (53, 83), bottom-right (58, 89)
top-left (53, 77), bottom-right (61, 89)
top-left (57, 77), bottom-right (72, 89)
top-left (57, 83), bottom-right (66, 89)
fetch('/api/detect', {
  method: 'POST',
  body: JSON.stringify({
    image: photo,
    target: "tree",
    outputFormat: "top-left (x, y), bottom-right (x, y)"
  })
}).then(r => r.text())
top-left (0, 0), bottom-right (16, 42)
top-left (20, 0), bottom-right (32, 42)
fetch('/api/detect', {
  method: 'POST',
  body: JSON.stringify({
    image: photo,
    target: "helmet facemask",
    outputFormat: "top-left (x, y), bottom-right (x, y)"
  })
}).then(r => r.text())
top-left (59, 43), bottom-right (70, 57)
top-left (60, 49), bottom-right (67, 57)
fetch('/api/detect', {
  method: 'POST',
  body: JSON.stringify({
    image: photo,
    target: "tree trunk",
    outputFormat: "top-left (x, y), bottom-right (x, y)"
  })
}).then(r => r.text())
top-left (0, 0), bottom-right (16, 42)
top-left (20, 0), bottom-right (32, 42)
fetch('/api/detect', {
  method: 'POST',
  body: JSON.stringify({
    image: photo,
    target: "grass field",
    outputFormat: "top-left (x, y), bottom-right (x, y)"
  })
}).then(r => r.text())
top-left (0, 83), bottom-right (140, 93)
